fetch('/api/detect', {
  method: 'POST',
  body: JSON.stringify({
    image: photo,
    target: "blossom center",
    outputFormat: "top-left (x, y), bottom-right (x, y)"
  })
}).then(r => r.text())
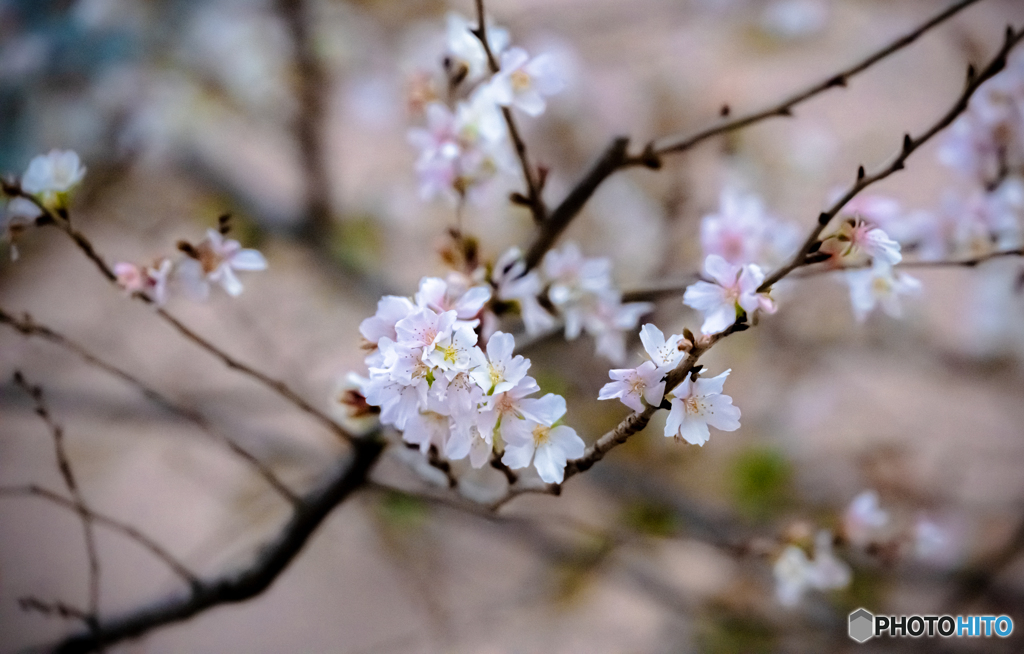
top-left (510, 69), bottom-right (532, 92)
top-left (532, 424), bottom-right (551, 447)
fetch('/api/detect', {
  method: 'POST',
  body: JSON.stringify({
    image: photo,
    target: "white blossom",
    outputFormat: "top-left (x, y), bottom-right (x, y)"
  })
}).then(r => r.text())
top-left (845, 262), bottom-right (921, 322)
top-left (470, 331), bottom-right (529, 395)
top-left (3, 197), bottom-right (41, 260)
top-left (598, 361), bottom-right (665, 413)
top-left (444, 12), bottom-right (509, 84)
top-left (683, 255), bottom-right (775, 335)
top-left (701, 188), bottom-right (799, 267)
top-left (843, 490), bottom-right (889, 547)
top-left (833, 218), bottom-right (902, 267)
top-left (502, 393), bottom-right (584, 484)
top-left (415, 274), bottom-right (492, 324)
top-left (664, 369), bottom-right (740, 446)
top-left (489, 47), bottom-right (564, 117)
top-left (21, 150), bottom-right (86, 208)
top-left (425, 324), bottom-right (479, 372)
top-left (176, 229), bottom-right (267, 299)
top-left (639, 323), bottom-right (684, 374)
top-left (114, 258), bottom-right (172, 306)
top-left (773, 530), bottom-right (851, 607)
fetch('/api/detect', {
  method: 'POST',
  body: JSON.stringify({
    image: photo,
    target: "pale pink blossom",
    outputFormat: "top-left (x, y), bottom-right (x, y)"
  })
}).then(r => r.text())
top-left (598, 361), bottom-right (665, 413)
top-left (176, 229), bottom-right (267, 299)
top-left (843, 490), bottom-right (889, 547)
top-left (489, 47), bottom-right (564, 117)
top-left (639, 323), bottom-right (684, 374)
top-left (664, 369), bottom-right (740, 446)
top-left (845, 263), bottom-right (921, 322)
top-left (683, 255), bottom-right (775, 335)
top-left (501, 393), bottom-right (584, 484)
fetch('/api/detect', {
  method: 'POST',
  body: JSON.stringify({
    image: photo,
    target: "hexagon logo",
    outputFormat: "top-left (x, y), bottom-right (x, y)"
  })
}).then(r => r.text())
top-left (849, 608), bottom-right (874, 643)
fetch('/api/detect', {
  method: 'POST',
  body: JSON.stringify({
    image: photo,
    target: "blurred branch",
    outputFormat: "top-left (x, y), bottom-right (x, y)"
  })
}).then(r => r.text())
top-left (0, 192), bottom-right (356, 446)
top-left (472, 0), bottom-right (547, 224)
top-left (13, 372), bottom-right (103, 638)
top-left (0, 307), bottom-right (299, 504)
top-left (276, 0), bottom-right (334, 243)
top-left (44, 437), bottom-right (385, 654)
top-left (759, 26), bottom-right (1024, 291)
top-left (0, 484), bottom-right (199, 587)
top-left (521, 0), bottom-right (986, 270)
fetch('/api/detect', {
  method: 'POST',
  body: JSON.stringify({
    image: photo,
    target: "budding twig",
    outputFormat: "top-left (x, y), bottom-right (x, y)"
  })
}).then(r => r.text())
top-left (758, 25), bottom-right (1024, 291)
top-left (520, 0), bottom-right (986, 271)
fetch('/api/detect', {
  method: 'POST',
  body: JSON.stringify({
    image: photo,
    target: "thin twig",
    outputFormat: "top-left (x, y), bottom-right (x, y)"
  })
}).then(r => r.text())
top-left (0, 307), bottom-right (299, 504)
top-left (759, 27), bottom-right (1024, 291)
top-left (471, 0), bottom-right (547, 224)
top-left (14, 372), bottom-right (103, 636)
top-left (18, 597), bottom-right (91, 624)
top-left (0, 484), bottom-right (200, 586)
top-left (44, 437), bottom-right (385, 654)
top-left (520, 0), bottom-right (986, 271)
top-left (0, 192), bottom-right (355, 445)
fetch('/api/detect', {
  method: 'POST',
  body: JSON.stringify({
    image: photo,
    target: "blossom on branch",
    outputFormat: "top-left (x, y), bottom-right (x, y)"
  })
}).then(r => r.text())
top-left (501, 393), bottom-right (584, 484)
top-left (176, 229), bottom-right (268, 299)
top-left (598, 361), bottom-right (665, 413)
top-left (845, 262), bottom-right (920, 322)
top-left (664, 369), bottom-right (740, 446)
top-left (489, 47), bottom-right (564, 117)
top-left (20, 149), bottom-right (86, 210)
top-left (683, 255), bottom-right (775, 335)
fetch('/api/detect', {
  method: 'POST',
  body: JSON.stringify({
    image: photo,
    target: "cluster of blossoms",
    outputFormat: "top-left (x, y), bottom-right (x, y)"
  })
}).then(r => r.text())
top-left (700, 188), bottom-right (801, 269)
top-left (406, 13), bottom-right (564, 202)
top-left (113, 226), bottom-right (267, 306)
top-left (354, 274), bottom-right (584, 484)
top-left (492, 243), bottom-right (653, 363)
top-left (773, 489), bottom-right (961, 607)
top-left (598, 323), bottom-right (741, 446)
top-left (3, 150), bottom-right (88, 259)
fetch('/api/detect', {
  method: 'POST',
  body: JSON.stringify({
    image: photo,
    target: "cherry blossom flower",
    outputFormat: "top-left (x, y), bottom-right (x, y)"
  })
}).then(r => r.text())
top-left (683, 255), bottom-right (776, 335)
top-left (470, 331), bottom-right (529, 395)
top-left (489, 47), bottom-right (564, 117)
top-left (395, 307), bottom-right (457, 351)
top-left (701, 189), bottom-right (799, 267)
top-left (3, 197), bottom-right (41, 260)
top-left (774, 530), bottom-right (852, 607)
top-left (415, 275), bottom-right (492, 324)
top-left (598, 361), bottom-right (665, 413)
top-left (444, 12), bottom-right (509, 85)
top-left (425, 324), bottom-right (479, 372)
top-left (360, 295), bottom-right (416, 366)
top-left (176, 229), bottom-right (267, 299)
top-left (476, 375), bottom-right (541, 445)
top-left (492, 247), bottom-right (557, 335)
top-left (845, 263), bottom-right (921, 322)
top-left (21, 149), bottom-right (86, 209)
top-left (664, 369), bottom-right (740, 446)
top-left (639, 323), bottom-right (685, 374)
top-left (114, 259), bottom-right (173, 306)
top-left (831, 218), bottom-right (902, 267)
top-left (403, 409), bottom-right (451, 455)
top-left (502, 393), bottom-right (584, 484)
top-left (843, 490), bottom-right (889, 547)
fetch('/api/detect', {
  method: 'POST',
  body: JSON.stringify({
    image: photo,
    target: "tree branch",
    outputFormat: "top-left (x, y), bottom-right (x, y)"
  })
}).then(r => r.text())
top-left (520, 0), bottom-right (986, 270)
top-left (14, 372), bottom-right (103, 636)
top-left (0, 307), bottom-right (299, 504)
top-left (758, 26), bottom-right (1024, 291)
top-left (0, 484), bottom-right (200, 587)
top-left (471, 0), bottom-right (547, 224)
top-left (0, 193), bottom-right (356, 446)
top-left (43, 437), bottom-right (385, 654)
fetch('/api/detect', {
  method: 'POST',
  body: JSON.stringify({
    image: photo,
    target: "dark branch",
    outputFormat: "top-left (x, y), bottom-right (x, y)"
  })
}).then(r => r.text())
top-left (519, 0), bottom-right (985, 270)
top-left (471, 0), bottom-right (547, 224)
top-left (759, 26), bottom-right (1024, 291)
top-left (0, 484), bottom-right (199, 586)
top-left (0, 192), bottom-right (356, 446)
top-left (0, 307), bottom-right (298, 504)
top-left (14, 373), bottom-right (103, 634)
top-left (44, 437), bottom-right (385, 654)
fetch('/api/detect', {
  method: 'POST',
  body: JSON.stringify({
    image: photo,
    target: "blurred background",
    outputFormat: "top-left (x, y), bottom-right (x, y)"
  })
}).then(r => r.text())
top-left (3, 0), bottom-right (1024, 651)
